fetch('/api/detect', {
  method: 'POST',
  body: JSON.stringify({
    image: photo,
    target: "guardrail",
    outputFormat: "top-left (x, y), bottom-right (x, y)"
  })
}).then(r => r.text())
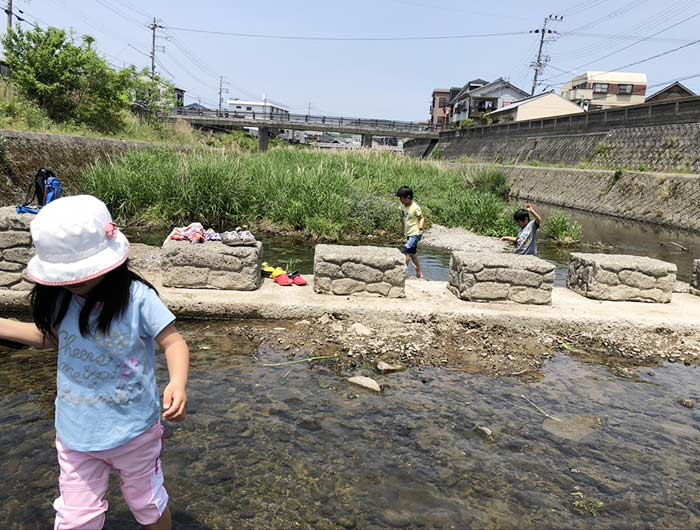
top-left (173, 108), bottom-right (439, 132)
top-left (441, 95), bottom-right (700, 139)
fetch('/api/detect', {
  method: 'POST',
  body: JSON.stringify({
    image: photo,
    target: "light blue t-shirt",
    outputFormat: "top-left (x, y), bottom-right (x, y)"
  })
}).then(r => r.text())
top-left (55, 281), bottom-right (175, 452)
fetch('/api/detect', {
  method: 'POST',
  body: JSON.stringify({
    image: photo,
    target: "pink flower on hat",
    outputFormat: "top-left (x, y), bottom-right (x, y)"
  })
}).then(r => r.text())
top-left (105, 222), bottom-right (119, 239)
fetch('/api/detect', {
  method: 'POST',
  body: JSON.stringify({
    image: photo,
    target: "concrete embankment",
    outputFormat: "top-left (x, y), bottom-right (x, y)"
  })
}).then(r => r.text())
top-left (0, 130), bottom-right (181, 207)
top-left (496, 165), bottom-right (700, 232)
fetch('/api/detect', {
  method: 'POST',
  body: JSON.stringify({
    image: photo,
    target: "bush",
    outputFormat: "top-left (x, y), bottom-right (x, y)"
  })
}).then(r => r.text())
top-left (544, 213), bottom-right (582, 245)
top-left (467, 167), bottom-right (510, 198)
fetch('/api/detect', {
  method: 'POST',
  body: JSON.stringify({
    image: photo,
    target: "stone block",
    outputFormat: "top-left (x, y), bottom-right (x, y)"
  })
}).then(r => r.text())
top-left (0, 230), bottom-right (32, 250)
top-left (0, 271), bottom-right (21, 288)
top-left (314, 244), bottom-right (405, 297)
top-left (3, 247), bottom-right (35, 264)
top-left (161, 240), bottom-right (263, 291)
top-left (0, 207), bottom-right (33, 231)
top-left (448, 251), bottom-right (554, 305)
top-left (568, 253), bottom-right (675, 303)
top-left (691, 259), bottom-right (700, 297)
top-left (0, 260), bottom-right (24, 272)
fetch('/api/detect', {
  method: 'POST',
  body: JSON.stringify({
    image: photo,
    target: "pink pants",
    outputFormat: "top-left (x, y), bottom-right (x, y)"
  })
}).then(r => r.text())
top-left (53, 423), bottom-right (169, 530)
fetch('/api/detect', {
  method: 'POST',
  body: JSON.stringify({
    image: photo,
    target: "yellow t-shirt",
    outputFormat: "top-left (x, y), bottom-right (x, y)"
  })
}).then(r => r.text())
top-left (401, 201), bottom-right (423, 237)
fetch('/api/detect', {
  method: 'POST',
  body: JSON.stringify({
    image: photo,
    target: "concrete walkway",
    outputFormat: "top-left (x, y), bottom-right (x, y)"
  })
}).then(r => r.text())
top-left (4, 277), bottom-right (699, 331)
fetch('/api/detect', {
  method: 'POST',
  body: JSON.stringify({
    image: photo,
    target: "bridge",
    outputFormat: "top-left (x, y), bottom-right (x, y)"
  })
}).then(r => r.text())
top-left (168, 108), bottom-right (440, 151)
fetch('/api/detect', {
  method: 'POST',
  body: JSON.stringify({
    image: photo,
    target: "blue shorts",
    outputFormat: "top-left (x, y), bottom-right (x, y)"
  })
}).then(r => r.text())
top-left (401, 234), bottom-right (422, 255)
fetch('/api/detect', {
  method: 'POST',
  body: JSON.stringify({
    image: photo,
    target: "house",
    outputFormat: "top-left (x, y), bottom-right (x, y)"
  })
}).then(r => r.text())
top-left (429, 88), bottom-right (460, 128)
top-left (560, 71), bottom-right (647, 111)
top-left (226, 98), bottom-right (290, 119)
top-left (645, 82), bottom-right (696, 103)
top-left (450, 78), bottom-right (529, 124)
top-left (485, 91), bottom-right (584, 124)
top-left (174, 88), bottom-right (185, 107)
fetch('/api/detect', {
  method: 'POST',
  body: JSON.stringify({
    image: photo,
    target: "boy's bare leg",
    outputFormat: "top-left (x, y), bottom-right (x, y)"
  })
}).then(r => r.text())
top-left (410, 254), bottom-right (423, 278)
top-left (145, 505), bottom-right (172, 530)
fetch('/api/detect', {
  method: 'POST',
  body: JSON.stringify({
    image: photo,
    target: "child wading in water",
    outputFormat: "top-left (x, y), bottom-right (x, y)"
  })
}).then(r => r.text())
top-left (397, 186), bottom-right (425, 278)
top-left (502, 203), bottom-right (543, 256)
top-left (0, 195), bottom-right (190, 530)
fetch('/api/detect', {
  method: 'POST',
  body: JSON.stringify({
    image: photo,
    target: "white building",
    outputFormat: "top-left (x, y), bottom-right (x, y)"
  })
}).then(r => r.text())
top-left (561, 72), bottom-right (647, 111)
top-left (226, 98), bottom-right (290, 119)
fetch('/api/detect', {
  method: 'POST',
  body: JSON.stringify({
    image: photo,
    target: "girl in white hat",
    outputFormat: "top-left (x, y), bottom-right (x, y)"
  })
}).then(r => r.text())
top-left (0, 195), bottom-right (189, 530)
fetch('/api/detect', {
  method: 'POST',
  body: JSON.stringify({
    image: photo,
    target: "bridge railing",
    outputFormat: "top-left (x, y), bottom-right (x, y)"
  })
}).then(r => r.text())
top-left (173, 108), bottom-right (439, 132)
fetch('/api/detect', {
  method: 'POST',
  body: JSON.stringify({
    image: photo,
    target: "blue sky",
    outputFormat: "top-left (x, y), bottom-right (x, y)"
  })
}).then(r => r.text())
top-left (13, 0), bottom-right (700, 120)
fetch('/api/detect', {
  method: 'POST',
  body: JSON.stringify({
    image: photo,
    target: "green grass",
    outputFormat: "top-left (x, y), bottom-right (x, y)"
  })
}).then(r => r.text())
top-left (81, 149), bottom-right (520, 240)
top-left (0, 78), bottom-right (265, 150)
top-left (544, 213), bottom-right (583, 245)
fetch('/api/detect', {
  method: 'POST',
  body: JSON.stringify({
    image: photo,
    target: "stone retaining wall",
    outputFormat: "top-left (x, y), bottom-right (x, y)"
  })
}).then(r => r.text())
top-left (501, 165), bottom-right (700, 232)
top-left (0, 207), bottom-right (34, 291)
top-left (406, 122), bottom-right (700, 174)
top-left (691, 259), bottom-right (700, 297)
top-left (313, 244), bottom-right (406, 298)
top-left (447, 252), bottom-right (555, 305)
top-left (568, 253), bottom-right (676, 303)
top-left (0, 130), bottom-right (186, 207)
top-left (162, 240), bottom-right (263, 291)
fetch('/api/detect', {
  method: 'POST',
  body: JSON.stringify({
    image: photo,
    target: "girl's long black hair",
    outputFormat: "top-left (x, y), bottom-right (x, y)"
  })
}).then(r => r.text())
top-left (30, 260), bottom-right (157, 341)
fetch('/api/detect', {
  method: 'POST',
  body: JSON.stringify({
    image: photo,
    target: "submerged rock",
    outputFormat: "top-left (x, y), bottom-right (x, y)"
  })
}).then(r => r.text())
top-left (347, 376), bottom-right (381, 393)
top-left (376, 361), bottom-right (406, 375)
top-left (474, 425), bottom-right (494, 441)
top-left (679, 399), bottom-right (695, 409)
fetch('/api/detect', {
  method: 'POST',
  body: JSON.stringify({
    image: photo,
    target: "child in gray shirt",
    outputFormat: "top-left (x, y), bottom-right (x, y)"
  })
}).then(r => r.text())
top-left (501, 204), bottom-right (542, 255)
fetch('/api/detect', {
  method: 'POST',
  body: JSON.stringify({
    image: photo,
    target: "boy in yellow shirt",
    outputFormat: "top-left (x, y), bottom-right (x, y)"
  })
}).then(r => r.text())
top-left (396, 186), bottom-right (425, 279)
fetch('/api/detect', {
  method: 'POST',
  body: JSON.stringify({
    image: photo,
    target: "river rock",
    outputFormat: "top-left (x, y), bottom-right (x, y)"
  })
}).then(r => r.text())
top-left (350, 323), bottom-right (372, 337)
top-left (376, 361), bottom-right (405, 374)
top-left (679, 399), bottom-right (694, 409)
top-left (347, 376), bottom-right (381, 393)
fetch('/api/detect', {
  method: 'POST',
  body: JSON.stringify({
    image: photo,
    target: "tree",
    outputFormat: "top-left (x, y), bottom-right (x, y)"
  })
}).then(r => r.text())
top-left (4, 26), bottom-right (173, 132)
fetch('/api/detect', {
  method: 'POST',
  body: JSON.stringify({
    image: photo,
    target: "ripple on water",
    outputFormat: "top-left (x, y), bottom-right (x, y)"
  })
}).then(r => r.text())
top-left (1, 324), bottom-right (700, 529)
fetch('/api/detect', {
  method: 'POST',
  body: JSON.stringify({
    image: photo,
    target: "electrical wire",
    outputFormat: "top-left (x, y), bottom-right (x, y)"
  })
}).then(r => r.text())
top-left (94, 0), bottom-right (145, 27)
top-left (563, 0), bottom-right (649, 34)
top-left (551, 0), bottom-right (697, 61)
top-left (163, 26), bottom-right (531, 41)
top-left (647, 72), bottom-right (700, 89)
top-left (384, 0), bottom-right (532, 21)
top-left (541, 9), bottom-right (700, 84)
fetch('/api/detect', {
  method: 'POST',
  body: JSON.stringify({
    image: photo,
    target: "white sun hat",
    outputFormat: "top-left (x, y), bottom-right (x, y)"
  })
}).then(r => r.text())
top-left (26, 195), bottom-right (130, 286)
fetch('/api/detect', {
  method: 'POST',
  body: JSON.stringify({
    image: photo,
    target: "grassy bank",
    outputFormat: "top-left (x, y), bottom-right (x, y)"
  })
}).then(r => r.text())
top-left (82, 149), bottom-right (521, 240)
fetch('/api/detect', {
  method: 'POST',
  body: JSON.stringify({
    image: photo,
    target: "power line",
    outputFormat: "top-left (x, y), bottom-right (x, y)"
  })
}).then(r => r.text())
top-left (647, 72), bottom-right (700, 89)
top-left (384, 0), bottom-right (532, 21)
top-left (540, 9), bottom-right (700, 84)
top-left (94, 0), bottom-right (144, 26)
top-left (563, 0), bottom-right (649, 34)
top-left (163, 26), bottom-right (531, 41)
top-left (550, 0), bottom-right (697, 62)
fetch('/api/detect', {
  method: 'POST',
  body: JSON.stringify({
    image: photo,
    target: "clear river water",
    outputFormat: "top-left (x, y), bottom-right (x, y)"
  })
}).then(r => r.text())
top-left (1, 322), bottom-right (699, 529)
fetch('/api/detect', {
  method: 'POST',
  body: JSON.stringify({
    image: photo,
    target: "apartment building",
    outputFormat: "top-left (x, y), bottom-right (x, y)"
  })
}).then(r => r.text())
top-left (561, 71), bottom-right (647, 111)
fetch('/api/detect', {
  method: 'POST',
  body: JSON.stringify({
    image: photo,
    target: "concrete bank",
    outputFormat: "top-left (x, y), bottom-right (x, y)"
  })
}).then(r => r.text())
top-left (3, 276), bottom-right (700, 333)
top-left (437, 162), bottom-right (700, 233)
top-left (498, 164), bottom-right (700, 232)
top-left (0, 130), bottom-right (185, 207)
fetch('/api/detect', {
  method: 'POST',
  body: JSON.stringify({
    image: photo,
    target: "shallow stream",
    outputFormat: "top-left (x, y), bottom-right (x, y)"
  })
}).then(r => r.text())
top-left (2, 322), bottom-right (700, 529)
top-left (128, 203), bottom-right (700, 285)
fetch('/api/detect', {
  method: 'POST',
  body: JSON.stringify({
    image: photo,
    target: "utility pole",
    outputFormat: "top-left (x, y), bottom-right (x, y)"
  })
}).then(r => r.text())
top-left (6, 0), bottom-right (12, 36)
top-left (149, 17), bottom-right (165, 79)
top-left (530, 14), bottom-right (563, 95)
top-left (307, 101), bottom-right (311, 115)
top-left (218, 75), bottom-right (229, 113)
